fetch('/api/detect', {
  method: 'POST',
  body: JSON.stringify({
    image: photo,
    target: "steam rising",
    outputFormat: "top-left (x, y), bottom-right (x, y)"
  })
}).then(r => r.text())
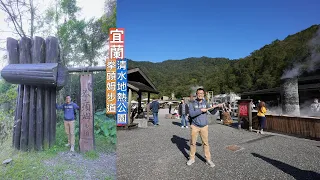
top-left (281, 26), bottom-right (320, 79)
top-left (267, 99), bottom-right (319, 117)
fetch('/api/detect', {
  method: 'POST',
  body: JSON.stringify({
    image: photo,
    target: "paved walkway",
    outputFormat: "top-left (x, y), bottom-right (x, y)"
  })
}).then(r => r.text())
top-left (117, 109), bottom-right (320, 180)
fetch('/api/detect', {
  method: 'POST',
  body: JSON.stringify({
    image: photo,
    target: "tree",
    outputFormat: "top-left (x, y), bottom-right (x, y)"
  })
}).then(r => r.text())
top-left (0, 0), bottom-right (43, 38)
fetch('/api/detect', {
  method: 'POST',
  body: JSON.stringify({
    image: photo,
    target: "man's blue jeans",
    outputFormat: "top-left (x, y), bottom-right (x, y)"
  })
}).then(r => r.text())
top-left (181, 114), bottom-right (188, 126)
top-left (153, 113), bottom-right (159, 125)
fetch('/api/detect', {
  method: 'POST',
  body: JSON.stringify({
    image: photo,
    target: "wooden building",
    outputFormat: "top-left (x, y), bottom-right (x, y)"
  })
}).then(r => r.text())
top-left (241, 73), bottom-right (320, 106)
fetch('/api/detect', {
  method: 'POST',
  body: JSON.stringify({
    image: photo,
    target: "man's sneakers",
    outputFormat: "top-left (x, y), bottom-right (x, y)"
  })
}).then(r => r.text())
top-left (181, 126), bottom-right (184, 128)
top-left (187, 159), bottom-right (215, 168)
top-left (70, 145), bottom-right (75, 152)
top-left (206, 160), bottom-right (215, 167)
top-left (185, 126), bottom-right (189, 128)
top-left (186, 159), bottom-right (195, 166)
top-left (257, 129), bottom-right (264, 134)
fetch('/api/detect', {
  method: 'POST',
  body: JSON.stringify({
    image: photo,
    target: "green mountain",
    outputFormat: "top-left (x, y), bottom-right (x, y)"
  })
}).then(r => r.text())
top-left (128, 25), bottom-right (320, 98)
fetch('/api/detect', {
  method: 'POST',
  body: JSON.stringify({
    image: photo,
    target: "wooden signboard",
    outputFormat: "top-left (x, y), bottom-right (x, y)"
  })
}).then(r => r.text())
top-left (237, 99), bottom-right (252, 131)
top-left (239, 102), bottom-right (249, 117)
top-left (79, 74), bottom-right (95, 152)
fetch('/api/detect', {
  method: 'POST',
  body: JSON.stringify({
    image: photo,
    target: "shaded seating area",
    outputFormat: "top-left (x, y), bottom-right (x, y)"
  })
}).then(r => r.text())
top-left (118, 68), bottom-right (159, 129)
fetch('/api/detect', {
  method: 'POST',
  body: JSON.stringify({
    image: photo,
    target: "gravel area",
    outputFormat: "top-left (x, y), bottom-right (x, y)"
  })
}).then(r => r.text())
top-left (117, 109), bottom-right (320, 180)
top-left (43, 151), bottom-right (116, 179)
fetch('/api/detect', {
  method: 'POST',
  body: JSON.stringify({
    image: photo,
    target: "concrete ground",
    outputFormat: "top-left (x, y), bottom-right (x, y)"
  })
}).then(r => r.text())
top-left (117, 109), bottom-right (320, 180)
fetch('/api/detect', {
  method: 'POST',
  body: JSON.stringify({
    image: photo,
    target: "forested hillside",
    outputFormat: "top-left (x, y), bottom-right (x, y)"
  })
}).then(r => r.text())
top-left (128, 25), bottom-right (320, 98)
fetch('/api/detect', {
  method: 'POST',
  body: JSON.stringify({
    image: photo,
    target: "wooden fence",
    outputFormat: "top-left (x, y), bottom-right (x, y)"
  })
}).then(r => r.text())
top-left (251, 112), bottom-right (320, 139)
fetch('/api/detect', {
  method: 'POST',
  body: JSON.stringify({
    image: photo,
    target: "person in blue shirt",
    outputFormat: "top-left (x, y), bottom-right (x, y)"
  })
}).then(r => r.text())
top-left (150, 99), bottom-right (160, 126)
top-left (56, 95), bottom-right (79, 152)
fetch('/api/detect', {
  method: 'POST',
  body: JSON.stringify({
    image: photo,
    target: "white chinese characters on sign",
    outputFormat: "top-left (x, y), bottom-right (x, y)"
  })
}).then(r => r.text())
top-left (107, 92), bottom-right (116, 102)
top-left (107, 82), bottom-right (116, 91)
top-left (107, 72), bottom-right (116, 80)
top-left (107, 104), bottom-right (116, 113)
top-left (117, 82), bottom-right (127, 91)
top-left (110, 29), bottom-right (124, 43)
top-left (117, 92), bottom-right (127, 102)
top-left (117, 114), bottom-right (126, 123)
top-left (117, 102), bottom-right (127, 113)
top-left (106, 61), bottom-right (116, 70)
top-left (110, 45), bottom-right (124, 59)
top-left (117, 71), bottom-right (126, 81)
top-left (117, 60), bottom-right (127, 70)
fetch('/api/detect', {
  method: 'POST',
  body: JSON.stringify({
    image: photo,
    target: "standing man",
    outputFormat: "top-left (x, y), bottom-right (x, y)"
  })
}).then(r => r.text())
top-left (56, 95), bottom-right (79, 152)
top-left (179, 99), bottom-right (189, 128)
top-left (187, 88), bottom-right (223, 167)
top-left (150, 98), bottom-right (160, 126)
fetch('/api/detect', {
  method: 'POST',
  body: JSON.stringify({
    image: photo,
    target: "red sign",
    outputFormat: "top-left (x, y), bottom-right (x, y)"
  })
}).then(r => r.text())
top-left (239, 102), bottom-right (248, 117)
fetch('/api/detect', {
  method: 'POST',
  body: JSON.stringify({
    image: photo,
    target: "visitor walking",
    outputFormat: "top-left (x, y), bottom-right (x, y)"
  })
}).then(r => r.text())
top-left (56, 95), bottom-right (79, 152)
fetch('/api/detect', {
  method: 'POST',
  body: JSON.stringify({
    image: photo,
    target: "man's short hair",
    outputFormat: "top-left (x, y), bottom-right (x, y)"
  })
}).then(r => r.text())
top-left (196, 88), bottom-right (205, 93)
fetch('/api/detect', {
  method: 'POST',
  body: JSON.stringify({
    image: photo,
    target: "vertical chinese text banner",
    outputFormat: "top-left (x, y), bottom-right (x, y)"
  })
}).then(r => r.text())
top-left (107, 28), bottom-right (125, 115)
top-left (116, 59), bottom-right (128, 125)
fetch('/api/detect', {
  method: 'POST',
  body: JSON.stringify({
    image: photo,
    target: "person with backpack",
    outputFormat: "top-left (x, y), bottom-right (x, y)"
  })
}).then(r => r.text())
top-left (150, 99), bottom-right (160, 126)
top-left (56, 95), bottom-right (79, 152)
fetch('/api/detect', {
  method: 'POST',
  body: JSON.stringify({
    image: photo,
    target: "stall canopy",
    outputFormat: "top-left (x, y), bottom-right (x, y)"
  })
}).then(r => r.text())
top-left (128, 68), bottom-right (159, 94)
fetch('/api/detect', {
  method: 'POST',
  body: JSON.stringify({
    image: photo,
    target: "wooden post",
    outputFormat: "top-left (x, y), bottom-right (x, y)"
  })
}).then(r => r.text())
top-left (36, 88), bottom-right (44, 150)
top-left (14, 87), bottom-right (24, 149)
top-left (238, 106), bottom-right (241, 130)
top-left (147, 92), bottom-right (150, 121)
top-left (138, 92), bottom-right (142, 110)
top-left (43, 88), bottom-right (50, 149)
top-left (137, 92), bottom-right (142, 118)
top-left (7, 38), bottom-right (20, 149)
top-left (79, 74), bottom-right (95, 152)
top-left (46, 36), bottom-right (59, 147)
top-left (19, 37), bottom-right (32, 151)
top-left (147, 93), bottom-right (150, 104)
top-left (249, 101), bottom-right (253, 132)
top-left (127, 89), bottom-right (132, 124)
top-left (33, 36), bottom-right (45, 151)
top-left (50, 89), bottom-right (57, 147)
top-left (28, 86), bottom-right (36, 150)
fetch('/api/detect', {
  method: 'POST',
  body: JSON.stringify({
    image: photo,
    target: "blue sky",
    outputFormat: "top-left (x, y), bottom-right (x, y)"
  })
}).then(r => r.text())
top-left (117, 0), bottom-right (320, 62)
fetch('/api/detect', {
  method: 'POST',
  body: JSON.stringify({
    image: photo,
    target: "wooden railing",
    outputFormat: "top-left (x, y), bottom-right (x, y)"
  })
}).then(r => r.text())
top-left (251, 112), bottom-right (320, 139)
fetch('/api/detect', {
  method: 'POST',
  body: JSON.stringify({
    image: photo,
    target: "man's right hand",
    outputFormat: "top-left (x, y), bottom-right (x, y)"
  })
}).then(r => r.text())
top-left (201, 108), bottom-right (207, 113)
